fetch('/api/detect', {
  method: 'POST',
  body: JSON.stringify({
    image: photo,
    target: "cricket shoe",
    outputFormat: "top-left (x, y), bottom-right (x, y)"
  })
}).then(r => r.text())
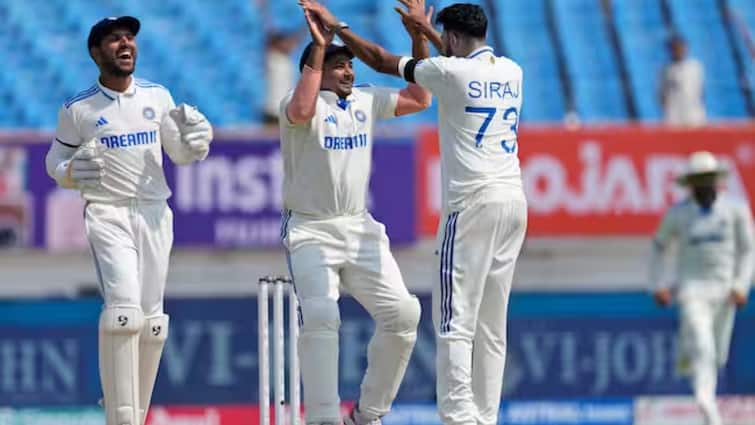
top-left (343, 405), bottom-right (381, 425)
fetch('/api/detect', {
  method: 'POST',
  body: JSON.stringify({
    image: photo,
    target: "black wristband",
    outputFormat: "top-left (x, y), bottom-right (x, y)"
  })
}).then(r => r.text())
top-left (404, 59), bottom-right (419, 84)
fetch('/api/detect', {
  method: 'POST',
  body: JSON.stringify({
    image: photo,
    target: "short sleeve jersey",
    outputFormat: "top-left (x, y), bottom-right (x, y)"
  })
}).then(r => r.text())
top-left (412, 46), bottom-right (524, 210)
top-left (54, 78), bottom-right (175, 202)
top-left (279, 85), bottom-right (398, 217)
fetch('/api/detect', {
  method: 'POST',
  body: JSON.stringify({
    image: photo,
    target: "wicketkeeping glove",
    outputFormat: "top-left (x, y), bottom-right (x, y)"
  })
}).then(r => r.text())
top-left (169, 103), bottom-right (213, 160)
top-left (69, 138), bottom-right (104, 189)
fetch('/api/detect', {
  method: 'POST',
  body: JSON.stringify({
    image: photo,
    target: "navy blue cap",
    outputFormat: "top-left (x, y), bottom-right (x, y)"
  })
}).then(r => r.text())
top-left (88, 16), bottom-right (140, 49)
top-left (299, 42), bottom-right (354, 72)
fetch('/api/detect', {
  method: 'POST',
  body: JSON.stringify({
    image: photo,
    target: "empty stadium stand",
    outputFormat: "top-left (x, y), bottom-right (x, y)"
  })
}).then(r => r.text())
top-left (496, 0), bottom-right (567, 122)
top-left (0, 0), bottom-right (752, 128)
top-left (610, 0), bottom-right (668, 121)
top-left (725, 0), bottom-right (755, 113)
top-left (552, 0), bottom-right (629, 122)
top-left (1, 0), bottom-right (263, 128)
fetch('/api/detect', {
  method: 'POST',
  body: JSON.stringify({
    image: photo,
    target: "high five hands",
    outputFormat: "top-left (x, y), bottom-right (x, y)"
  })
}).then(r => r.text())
top-left (395, 0), bottom-right (434, 38)
top-left (301, 1), bottom-right (334, 46)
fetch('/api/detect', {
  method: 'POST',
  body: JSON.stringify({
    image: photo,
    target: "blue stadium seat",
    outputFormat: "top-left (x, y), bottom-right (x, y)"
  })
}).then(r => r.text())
top-left (666, 0), bottom-right (749, 119)
top-left (573, 80), bottom-right (629, 122)
top-left (1, 0), bottom-right (750, 128)
top-left (266, 1), bottom-right (305, 34)
top-left (552, 0), bottom-right (628, 122)
top-left (0, 0), bottom-right (267, 128)
top-left (375, 1), bottom-right (414, 56)
top-left (611, 0), bottom-right (668, 121)
top-left (496, 0), bottom-right (566, 122)
top-left (726, 0), bottom-right (755, 110)
top-left (325, 0), bottom-right (376, 21)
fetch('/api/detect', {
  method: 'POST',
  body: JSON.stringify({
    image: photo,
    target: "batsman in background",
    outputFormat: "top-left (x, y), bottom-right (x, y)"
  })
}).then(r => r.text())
top-left (301, 1), bottom-right (527, 424)
top-left (278, 4), bottom-right (432, 425)
top-left (44, 16), bottom-right (213, 425)
top-left (650, 151), bottom-right (754, 425)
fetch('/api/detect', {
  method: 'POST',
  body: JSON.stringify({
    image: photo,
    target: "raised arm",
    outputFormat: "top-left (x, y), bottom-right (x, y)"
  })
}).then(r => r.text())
top-left (395, 9), bottom-right (432, 115)
top-left (400, 2), bottom-right (432, 60)
top-left (300, 0), bottom-right (401, 75)
top-left (395, 0), bottom-right (444, 53)
top-left (300, 0), bottom-right (433, 76)
top-left (339, 29), bottom-right (401, 76)
top-left (285, 9), bottom-right (334, 124)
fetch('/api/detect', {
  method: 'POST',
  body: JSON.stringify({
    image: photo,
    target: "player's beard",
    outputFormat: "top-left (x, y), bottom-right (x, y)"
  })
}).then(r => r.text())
top-left (692, 186), bottom-right (716, 210)
top-left (103, 55), bottom-right (135, 78)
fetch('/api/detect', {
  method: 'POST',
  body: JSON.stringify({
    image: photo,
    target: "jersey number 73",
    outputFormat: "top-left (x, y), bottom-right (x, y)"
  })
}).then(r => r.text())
top-left (464, 106), bottom-right (519, 153)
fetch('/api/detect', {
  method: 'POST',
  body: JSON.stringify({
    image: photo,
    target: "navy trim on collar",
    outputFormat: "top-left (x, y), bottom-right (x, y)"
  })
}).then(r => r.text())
top-left (336, 98), bottom-right (350, 110)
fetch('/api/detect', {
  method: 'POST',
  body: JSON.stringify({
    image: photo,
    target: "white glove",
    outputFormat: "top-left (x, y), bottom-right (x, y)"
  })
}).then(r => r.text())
top-left (69, 138), bottom-right (104, 189)
top-left (169, 104), bottom-right (213, 160)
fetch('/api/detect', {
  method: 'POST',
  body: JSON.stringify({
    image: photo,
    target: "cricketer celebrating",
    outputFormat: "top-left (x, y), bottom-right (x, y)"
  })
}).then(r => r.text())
top-left (650, 151), bottom-right (754, 425)
top-left (44, 16), bottom-right (213, 425)
top-left (278, 6), bottom-right (432, 425)
top-left (301, 1), bottom-right (527, 424)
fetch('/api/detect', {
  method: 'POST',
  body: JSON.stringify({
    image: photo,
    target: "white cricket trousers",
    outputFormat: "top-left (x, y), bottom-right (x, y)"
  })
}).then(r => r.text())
top-left (433, 191), bottom-right (527, 425)
top-left (85, 199), bottom-right (173, 425)
top-left (678, 288), bottom-right (736, 425)
top-left (281, 210), bottom-right (421, 424)
top-left (84, 199), bottom-right (174, 315)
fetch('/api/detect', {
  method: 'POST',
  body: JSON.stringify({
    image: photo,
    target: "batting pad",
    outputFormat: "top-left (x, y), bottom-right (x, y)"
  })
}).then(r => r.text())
top-left (139, 314), bottom-right (169, 425)
top-left (99, 305), bottom-right (144, 425)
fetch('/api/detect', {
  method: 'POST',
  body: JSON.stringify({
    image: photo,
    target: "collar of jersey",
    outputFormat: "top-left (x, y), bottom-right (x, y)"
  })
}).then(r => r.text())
top-left (97, 77), bottom-right (137, 100)
top-left (320, 90), bottom-right (355, 110)
top-left (467, 45), bottom-right (494, 59)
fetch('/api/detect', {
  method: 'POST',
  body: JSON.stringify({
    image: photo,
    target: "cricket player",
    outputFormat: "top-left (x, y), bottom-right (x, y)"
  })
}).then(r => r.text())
top-left (279, 6), bottom-right (432, 425)
top-left (650, 151), bottom-right (754, 425)
top-left (301, 1), bottom-right (526, 424)
top-left (44, 16), bottom-right (213, 425)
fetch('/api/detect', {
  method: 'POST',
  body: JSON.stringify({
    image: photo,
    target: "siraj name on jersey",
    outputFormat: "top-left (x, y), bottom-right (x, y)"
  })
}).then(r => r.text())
top-left (100, 130), bottom-right (158, 149)
top-left (467, 80), bottom-right (520, 99)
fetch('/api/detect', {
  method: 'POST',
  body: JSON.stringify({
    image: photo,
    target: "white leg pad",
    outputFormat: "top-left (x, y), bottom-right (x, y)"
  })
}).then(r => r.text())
top-left (359, 296), bottom-right (421, 418)
top-left (139, 314), bottom-right (169, 425)
top-left (99, 305), bottom-right (144, 425)
top-left (299, 297), bottom-right (342, 423)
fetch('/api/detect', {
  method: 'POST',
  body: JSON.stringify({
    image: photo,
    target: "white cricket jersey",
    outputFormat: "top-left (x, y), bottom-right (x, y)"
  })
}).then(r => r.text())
top-left (653, 195), bottom-right (754, 291)
top-left (661, 58), bottom-right (705, 126)
top-left (413, 46), bottom-right (524, 211)
top-left (54, 78), bottom-right (175, 202)
top-left (279, 86), bottom-right (399, 217)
